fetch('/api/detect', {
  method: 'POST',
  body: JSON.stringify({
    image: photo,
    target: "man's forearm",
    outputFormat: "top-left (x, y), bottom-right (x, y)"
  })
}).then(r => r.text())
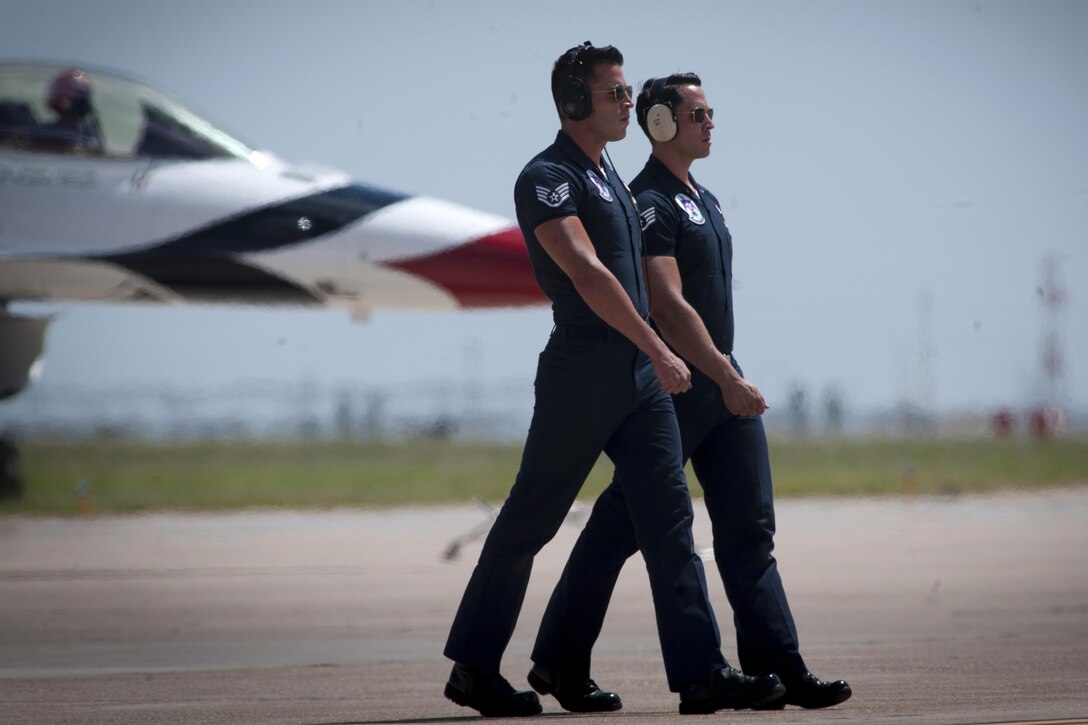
top-left (652, 301), bottom-right (737, 385)
top-left (570, 266), bottom-right (671, 359)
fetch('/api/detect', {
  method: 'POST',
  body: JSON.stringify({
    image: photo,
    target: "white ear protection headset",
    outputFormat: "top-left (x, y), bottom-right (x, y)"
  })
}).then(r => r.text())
top-left (643, 76), bottom-right (677, 143)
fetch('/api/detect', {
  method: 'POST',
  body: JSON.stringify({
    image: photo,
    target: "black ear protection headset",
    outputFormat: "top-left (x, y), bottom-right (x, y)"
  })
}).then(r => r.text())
top-left (557, 41), bottom-right (593, 121)
top-left (643, 76), bottom-right (678, 142)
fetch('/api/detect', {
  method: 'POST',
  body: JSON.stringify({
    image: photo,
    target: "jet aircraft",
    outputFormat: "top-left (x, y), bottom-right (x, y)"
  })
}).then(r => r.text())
top-left (0, 61), bottom-right (545, 498)
top-left (0, 61), bottom-right (545, 401)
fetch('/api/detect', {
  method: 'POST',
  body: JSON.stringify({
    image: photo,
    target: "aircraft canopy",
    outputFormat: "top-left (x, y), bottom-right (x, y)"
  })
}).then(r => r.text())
top-left (0, 62), bottom-right (254, 161)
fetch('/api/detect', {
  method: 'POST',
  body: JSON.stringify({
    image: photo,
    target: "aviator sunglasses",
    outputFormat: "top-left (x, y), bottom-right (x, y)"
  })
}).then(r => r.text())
top-left (593, 84), bottom-right (634, 102)
top-left (689, 107), bottom-right (714, 123)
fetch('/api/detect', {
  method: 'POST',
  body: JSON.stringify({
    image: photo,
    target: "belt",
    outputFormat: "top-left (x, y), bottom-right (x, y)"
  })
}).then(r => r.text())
top-left (551, 323), bottom-right (627, 342)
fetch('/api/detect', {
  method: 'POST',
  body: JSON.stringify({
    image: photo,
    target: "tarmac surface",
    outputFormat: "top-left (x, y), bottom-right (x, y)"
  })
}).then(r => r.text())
top-left (2, 487), bottom-right (1087, 724)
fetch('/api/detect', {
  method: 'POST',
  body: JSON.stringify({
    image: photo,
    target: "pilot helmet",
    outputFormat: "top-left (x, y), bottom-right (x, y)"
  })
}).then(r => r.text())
top-left (47, 68), bottom-right (93, 116)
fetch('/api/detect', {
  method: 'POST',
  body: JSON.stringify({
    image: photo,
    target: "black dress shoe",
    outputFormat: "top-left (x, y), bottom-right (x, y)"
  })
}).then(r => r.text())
top-left (678, 667), bottom-right (786, 714)
top-left (787, 672), bottom-right (853, 709)
top-left (444, 663), bottom-right (542, 717)
top-left (527, 664), bottom-right (623, 712)
top-left (754, 672), bottom-right (853, 710)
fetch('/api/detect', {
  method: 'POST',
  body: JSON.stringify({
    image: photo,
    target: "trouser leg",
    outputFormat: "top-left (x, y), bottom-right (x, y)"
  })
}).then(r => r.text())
top-left (444, 341), bottom-right (622, 671)
top-left (602, 361), bottom-right (725, 690)
top-left (691, 414), bottom-right (807, 680)
top-left (533, 375), bottom-right (726, 686)
top-left (531, 478), bottom-right (637, 681)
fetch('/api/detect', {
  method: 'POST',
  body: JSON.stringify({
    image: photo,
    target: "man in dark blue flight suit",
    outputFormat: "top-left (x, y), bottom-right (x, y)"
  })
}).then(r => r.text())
top-left (443, 47), bottom-right (785, 717)
top-left (531, 74), bottom-right (853, 710)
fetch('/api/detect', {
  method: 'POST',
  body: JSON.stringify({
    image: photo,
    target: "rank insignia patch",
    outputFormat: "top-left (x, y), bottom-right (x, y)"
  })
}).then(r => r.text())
top-left (639, 206), bottom-right (657, 231)
top-left (536, 183), bottom-right (571, 208)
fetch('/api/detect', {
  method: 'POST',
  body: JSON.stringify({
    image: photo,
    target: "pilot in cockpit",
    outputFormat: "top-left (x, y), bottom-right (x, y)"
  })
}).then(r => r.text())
top-left (38, 67), bottom-right (104, 155)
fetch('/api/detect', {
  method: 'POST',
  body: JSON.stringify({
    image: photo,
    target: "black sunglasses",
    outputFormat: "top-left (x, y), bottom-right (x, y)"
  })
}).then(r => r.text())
top-left (593, 84), bottom-right (634, 102)
top-left (689, 107), bottom-right (714, 123)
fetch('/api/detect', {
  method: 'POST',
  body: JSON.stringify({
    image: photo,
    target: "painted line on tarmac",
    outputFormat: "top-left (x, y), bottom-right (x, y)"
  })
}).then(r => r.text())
top-left (963, 719), bottom-right (1088, 725)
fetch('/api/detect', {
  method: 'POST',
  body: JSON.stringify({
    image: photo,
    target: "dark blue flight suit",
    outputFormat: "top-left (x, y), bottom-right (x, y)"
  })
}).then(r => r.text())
top-left (532, 154), bottom-right (809, 684)
top-left (445, 132), bottom-right (726, 691)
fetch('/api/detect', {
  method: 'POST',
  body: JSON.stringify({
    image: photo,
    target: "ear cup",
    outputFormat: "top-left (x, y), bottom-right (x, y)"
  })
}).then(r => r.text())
top-left (643, 76), bottom-right (677, 142)
top-left (645, 103), bottom-right (677, 141)
top-left (559, 76), bottom-right (591, 120)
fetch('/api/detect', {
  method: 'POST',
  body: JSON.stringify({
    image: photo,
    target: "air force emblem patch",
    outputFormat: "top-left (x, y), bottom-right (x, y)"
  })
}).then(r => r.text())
top-left (586, 171), bottom-right (613, 202)
top-left (674, 193), bottom-right (705, 225)
top-left (536, 182), bottom-right (570, 208)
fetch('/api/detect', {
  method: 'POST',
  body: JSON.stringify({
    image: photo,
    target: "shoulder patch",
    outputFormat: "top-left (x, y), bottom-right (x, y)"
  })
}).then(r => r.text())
top-left (639, 205), bottom-right (657, 231)
top-left (674, 193), bottom-right (705, 225)
top-left (535, 182), bottom-right (571, 208)
top-left (586, 170), bottom-right (613, 202)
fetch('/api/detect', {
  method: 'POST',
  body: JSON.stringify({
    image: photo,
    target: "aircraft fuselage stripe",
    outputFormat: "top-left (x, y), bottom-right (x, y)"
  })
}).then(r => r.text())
top-left (97, 253), bottom-right (321, 305)
top-left (93, 182), bottom-right (407, 304)
top-left (134, 182), bottom-right (408, 256)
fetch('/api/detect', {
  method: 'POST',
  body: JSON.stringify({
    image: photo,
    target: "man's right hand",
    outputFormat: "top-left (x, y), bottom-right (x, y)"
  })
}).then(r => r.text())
top-left (652, 349), bottom-right (693, 395)
top-left (721, 376), bottom-right (769, 417)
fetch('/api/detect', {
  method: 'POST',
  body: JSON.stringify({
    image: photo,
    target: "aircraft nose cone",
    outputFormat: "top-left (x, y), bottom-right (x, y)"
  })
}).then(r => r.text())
top-left (385, 226), bottom-right (545, 309)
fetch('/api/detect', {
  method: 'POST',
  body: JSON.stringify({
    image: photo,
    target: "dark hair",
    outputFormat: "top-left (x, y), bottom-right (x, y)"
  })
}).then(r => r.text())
top-left (635, 73), bottom-right (702, 141)
top-left (550, 42), bottom-right (624, 118)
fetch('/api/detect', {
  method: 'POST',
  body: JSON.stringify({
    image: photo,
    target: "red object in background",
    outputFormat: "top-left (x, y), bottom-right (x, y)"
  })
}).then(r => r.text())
top-left (1028, 406), bottom-right (1063, 439)
top-left (991, 408), bottom-right (1015, 438)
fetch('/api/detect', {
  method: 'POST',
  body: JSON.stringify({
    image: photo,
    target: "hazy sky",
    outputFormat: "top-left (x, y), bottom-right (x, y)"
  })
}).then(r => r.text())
top-left (2, 0), bottom-right (1086, 416)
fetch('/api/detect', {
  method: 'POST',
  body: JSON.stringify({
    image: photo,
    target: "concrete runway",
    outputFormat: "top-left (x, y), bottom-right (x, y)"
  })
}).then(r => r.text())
top-left (2, 487), bottom-right (1087, 724)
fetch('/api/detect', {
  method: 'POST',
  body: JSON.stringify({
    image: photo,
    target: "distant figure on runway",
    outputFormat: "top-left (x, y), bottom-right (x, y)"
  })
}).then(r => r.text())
top-left (442, 44), bottom-right (785, 717)
top-left (531, 73), bottom-right (853, 710)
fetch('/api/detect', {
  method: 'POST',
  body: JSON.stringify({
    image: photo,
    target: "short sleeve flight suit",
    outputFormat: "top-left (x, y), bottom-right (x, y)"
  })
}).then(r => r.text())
top-left (445, 133), bottom-right (726, 690)
top-left (532, 154), bottom-right (808, 683)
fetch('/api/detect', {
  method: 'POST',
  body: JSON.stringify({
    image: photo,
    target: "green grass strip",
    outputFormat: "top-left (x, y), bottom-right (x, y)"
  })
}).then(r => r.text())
top-left (4, 436), bottom-right (1086, 515)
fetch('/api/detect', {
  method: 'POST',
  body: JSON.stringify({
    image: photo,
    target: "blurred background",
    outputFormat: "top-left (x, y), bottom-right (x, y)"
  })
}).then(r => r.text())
top-left (1, 0), bottom-right (1086, 445)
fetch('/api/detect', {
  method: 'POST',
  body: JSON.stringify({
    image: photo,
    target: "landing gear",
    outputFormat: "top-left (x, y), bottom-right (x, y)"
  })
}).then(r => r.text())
top-left (0, 434), bottom-right (23, 502)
